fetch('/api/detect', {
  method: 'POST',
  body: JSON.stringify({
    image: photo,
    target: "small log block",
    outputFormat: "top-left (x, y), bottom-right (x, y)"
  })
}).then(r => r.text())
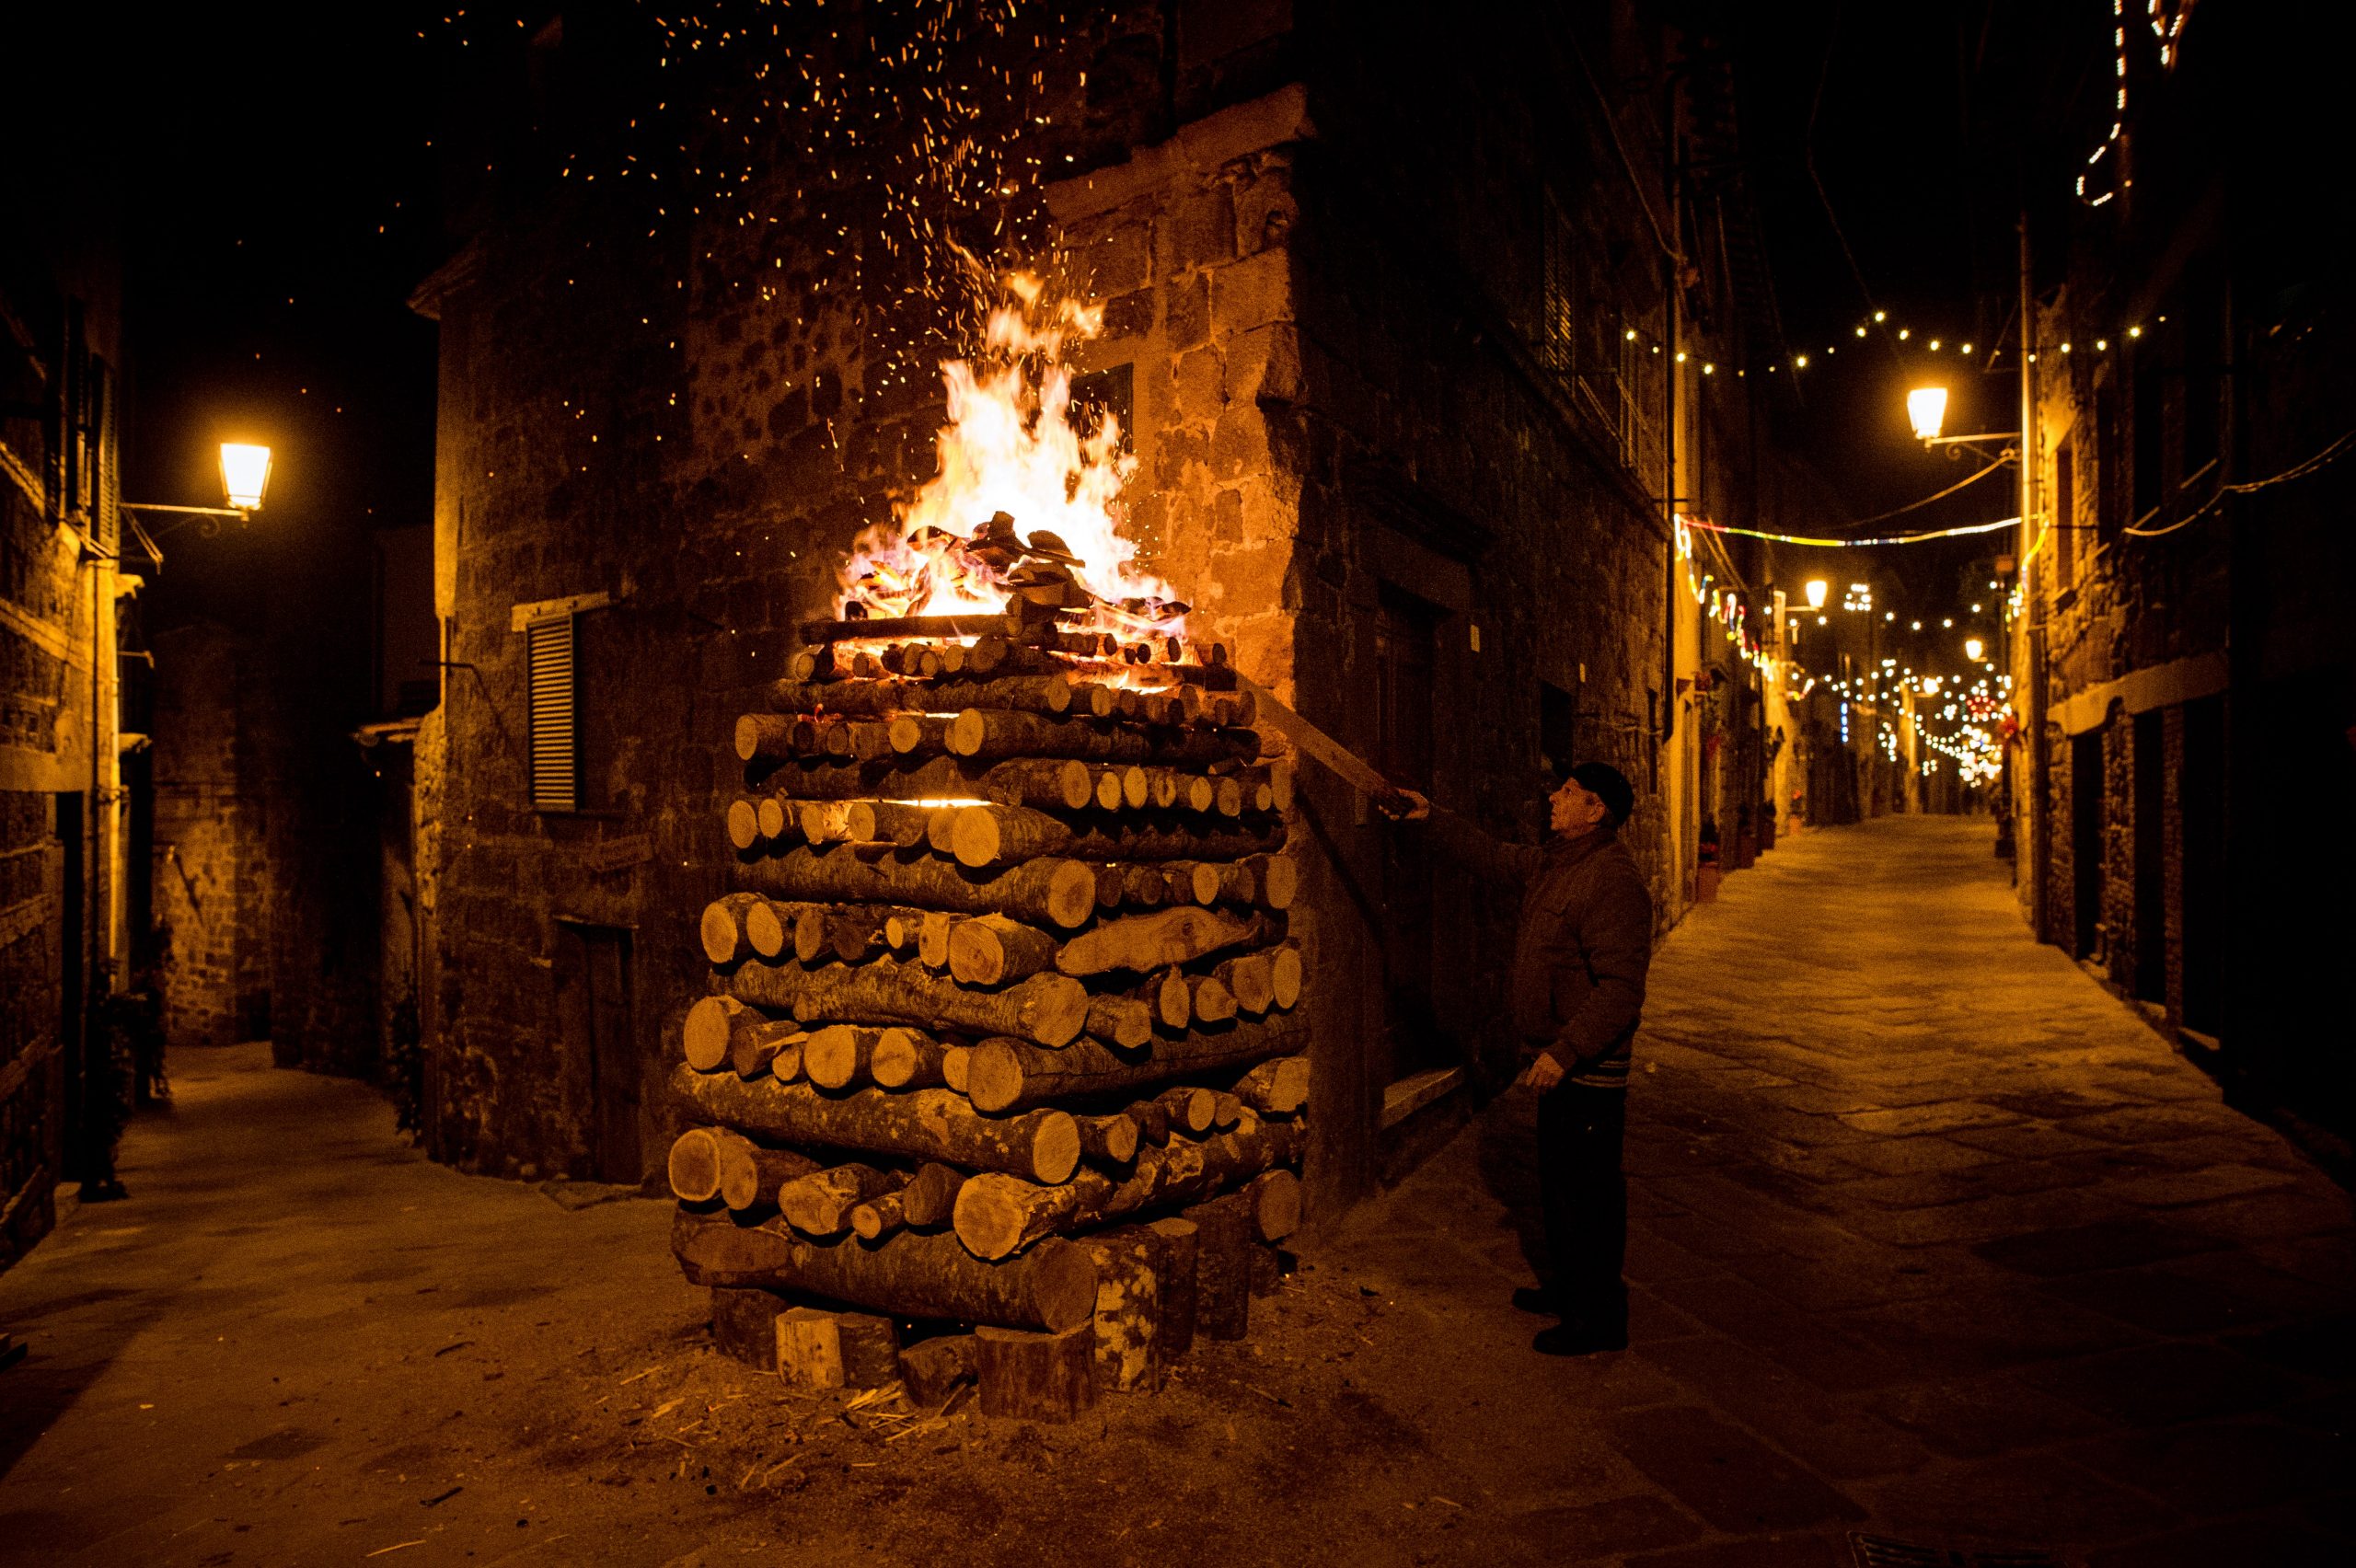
top-left (777, 1163), bottom-right (907, 1236)
top-left (803, 1024), bottom-right (879, 1090)
top-left (1153, 1086), bottom-right (1218, 1137)
top-left (871, 1027), bottom-right (947, 1090)
top-left (1247, 855), bottom-right (1299, 912)
top-left (917, 911), bottom-right (958, 971)
top-left (717, 1133), bottom-right (823, 1213)
top-left (948, 914), bottom-right (1060, 986)
top-left (1147, 1217), bottom-right (1200, 1362)
top-left (1092, 768), bottom-right (1125, 812)
top-left (1213, 952), bottom-right (1276, 1015)
top-left (666, 1128), bottom-right (727, 1203)
top-left (899, 1333), bottom-right (976, 1407)
top-left (1083, 1227), bottom-right (1161, 1392)
top-left (1269, 944), bottom-right (1304, 1008)
top-left (941, 1043), bottom-right (971, 1094)
top-left (975, 1323), bottom-right (1096, 1424)
top-left (1249, 1168), bottom-right (1304, 1243)
top-left (1093, 863), bottom-right (1126, 910)
top-left (703, 894), bottom-right (762, 964)
top-left (711, 1286), bottom-right (789, 1369)
top-left (744, 899), bottom-right (791, 961)
top-left (845, 801), bottom-right (940, 849)
top-left (778, 1306), bottom-right (902, 1390)
top-left (729, 956), bottom-right (1090, 1048)
top-left (1234, 1054), bottom-right (1311, 1116)
top-left (675, 1208), bottom-right (1099, 1332)
top-left (1189, 974), bottom-right (1239, 1026)
top-left (899, 1160), bottom-right (968, 1228)
top-left (1125, 1098), bottom-right (1172, 1147)
top-left (1186, 1193), bottom-right (1253, 1341)
top-left (1121, 864), bottom-right (1167, 908)
top-left (849, 1187), bottom-right (909, 1242)
top-left (1054, 907), bottom-right (1275, 978)
top-left (730, 1018), bottom-right (805, 1080)
top-left (738, 846), bottom-right (1100, 930)
top-left (672, 1064), bottom-right (1080, 1183)
top-left (947, 802), bottom-right (1072, 869)
top-left (1075, 1113), bottom-right (1141, 1167)
top-left (1251, 1240), bottom-right (1287, 1297)
top-left (1085, 995), bottom-right (1154, 1050)
top-left (1149, 968), bottom-right (1192, 1031)
top-left (684, 995), bottom-right (746, 1072)
top-left (961, 1019), bottom-right (1310, 1114)
top-left (726, 799), bottom-right (764, 851)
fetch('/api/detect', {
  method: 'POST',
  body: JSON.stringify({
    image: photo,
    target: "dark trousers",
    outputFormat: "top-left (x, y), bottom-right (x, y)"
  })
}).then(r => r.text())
top-left (1535, 1083), bottom-right (1628, 1327)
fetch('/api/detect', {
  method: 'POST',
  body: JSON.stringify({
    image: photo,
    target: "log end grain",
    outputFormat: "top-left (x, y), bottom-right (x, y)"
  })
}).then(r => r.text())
top-left (1251, 1169), bottom-right (1304, 1243)
top-left (683, 996), bottom-right (743, 1072)
top-left (726, 800), bottom-right (761, 851)
top-left (1269, 944), bottom-right (1303, 1009)
top-left (700, 900), bottom-right (745, 966)
top-left (1030, 1110), bottom-right (1082, 1185)
top-left (898, 1333), bottom-right (976, 1406)
top-left (667, 1129), bottom-right (724, 1204)
top-left (745, 900), bottom-right (789, 960)
top-left (1025, 1237), bottom-right (1101, 1333)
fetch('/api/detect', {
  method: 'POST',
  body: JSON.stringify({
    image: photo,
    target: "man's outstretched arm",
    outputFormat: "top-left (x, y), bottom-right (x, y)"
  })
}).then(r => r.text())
top-left (1378, 790), bottom-right (1540, 886)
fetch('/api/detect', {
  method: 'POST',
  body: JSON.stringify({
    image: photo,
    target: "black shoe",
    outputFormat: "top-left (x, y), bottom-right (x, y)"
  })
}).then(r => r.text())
top-left (1532, 1320), bottom-right (1628, 1357)
top-left (1511, 1286), bottom-right (1562, 1317)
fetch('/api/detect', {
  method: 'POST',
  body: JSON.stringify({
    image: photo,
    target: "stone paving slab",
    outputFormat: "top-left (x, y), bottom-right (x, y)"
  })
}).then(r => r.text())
top-left (1329, 815), bottom-right (2356, 1564)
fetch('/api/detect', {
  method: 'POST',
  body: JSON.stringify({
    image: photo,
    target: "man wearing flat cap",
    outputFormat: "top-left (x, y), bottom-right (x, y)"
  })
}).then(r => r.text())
top-left (1384, 758), bottom-right (1653, 1356)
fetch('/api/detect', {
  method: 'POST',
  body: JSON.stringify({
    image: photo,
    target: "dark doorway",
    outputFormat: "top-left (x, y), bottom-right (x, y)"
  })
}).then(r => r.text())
top-left (554, 920), bottom-right (641, 1184)
top-left (2072, 730), bottom-right (2105, 962)
top-left (2179, 695), bottom-right (2224, 1034)
top-left (2132, 710), bottom-right (2165, 1003)
top-left (1374, 585), bottom-right (1445, 1083)
top-left (55, 793), bottom-right (87, 1184)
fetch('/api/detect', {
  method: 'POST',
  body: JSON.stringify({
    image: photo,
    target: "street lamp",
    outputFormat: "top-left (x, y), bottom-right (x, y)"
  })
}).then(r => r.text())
top-left (1907, 386), bottom-right (1948, 443)
top-left (1804, 579), bottom-right (1830, 610)
top-left (1964, 637), bottom-right (1986, 662)
top-left (123, 441), bottom-right (275, 567)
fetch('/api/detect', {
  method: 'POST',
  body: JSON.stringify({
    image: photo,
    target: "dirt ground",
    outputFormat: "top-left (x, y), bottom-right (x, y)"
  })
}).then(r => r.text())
top-left (5, 816), bottom-right (2351, 1566)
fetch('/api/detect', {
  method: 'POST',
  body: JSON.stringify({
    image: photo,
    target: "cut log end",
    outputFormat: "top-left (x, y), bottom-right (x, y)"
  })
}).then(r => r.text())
top-left (683, 996), bottom-right (743, 1072)
top-left (1252, 1169), bottom-right (1304, 1242)
top-left (666, 1128), bottom-right (723, 1203)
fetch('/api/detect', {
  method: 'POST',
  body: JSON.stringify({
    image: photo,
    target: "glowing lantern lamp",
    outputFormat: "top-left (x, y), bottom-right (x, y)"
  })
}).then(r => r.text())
top-left (1907, 387), bottom-right (1948, 443)
top-left (1804, 579), bottom-right (1830, 610)
top-left (220, 443), bottom-right (273, 512)
top-left (1964, 637), bottom-right (1986, 662)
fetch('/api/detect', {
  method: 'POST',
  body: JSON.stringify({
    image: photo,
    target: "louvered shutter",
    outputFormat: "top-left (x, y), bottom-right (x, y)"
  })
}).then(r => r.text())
top-left (527, 615), bottom-right (578, 813)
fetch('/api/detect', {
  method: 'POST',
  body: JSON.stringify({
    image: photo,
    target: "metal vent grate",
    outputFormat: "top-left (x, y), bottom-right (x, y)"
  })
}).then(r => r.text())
top-left (1850, 1533), bottom-right (2069, 1568)
top-left (527, 615), bottom-right (577, 813)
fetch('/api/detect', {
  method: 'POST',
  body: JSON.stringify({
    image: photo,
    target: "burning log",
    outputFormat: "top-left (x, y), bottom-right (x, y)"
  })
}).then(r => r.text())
top-left (672, 1206), bottom-right (1098, 1333)
top-left (946, 709), bottom-right (1256, 767)
top-left (671, 1063), bottom-right (1080, 1183)
top-left (960, 1020), bottom-right (1310, 1113)
top-left (727, 956), bottom-right (1090, 1049)
top-left (736, 845), bottom-right (1101, 930)
top-left (951, 1115), bottom-right (1308, 1260)
top-left (1054, 906), bottom-right (1280, 977)
top-left (796, 611), bottom-right (1045, 645)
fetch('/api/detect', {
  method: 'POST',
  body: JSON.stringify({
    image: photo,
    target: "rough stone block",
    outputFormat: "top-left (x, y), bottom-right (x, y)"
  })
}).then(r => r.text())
top-left (1173, 346), bottom-right (1224, 419)
top-left (1167, 184), bottom-right (1237, 273)
top-left (1210, 249), bottom-right (1292, 336)
top-left (1101, 286), bottom-right (1155, 341)
top-left (1209, 404), bottom-right (1269, 480)
top-left (1224, 322), bottom-right (1300, 405)
top-left (1232, 163), bottom-right (1296, 256)
top-left (1079, 218), bottom-right (1152, 297)
top-left (1165, 272), bottom-right (1210, 350)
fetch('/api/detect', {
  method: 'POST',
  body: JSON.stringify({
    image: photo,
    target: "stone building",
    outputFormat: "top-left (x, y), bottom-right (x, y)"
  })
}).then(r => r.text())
top-left (0, 202), bottom-right (132, 1269)
top-left (405, 3), bottom-right (1827, 1217)
top-left (2006, 10), bottom-right (2354, 1150)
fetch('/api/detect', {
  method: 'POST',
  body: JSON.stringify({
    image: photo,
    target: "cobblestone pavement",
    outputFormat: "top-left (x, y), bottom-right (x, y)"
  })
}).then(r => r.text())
top-left (1, 815), bottom-right (2349, 1568)
top-left (1334, 813), bottom-right (2356, 1564)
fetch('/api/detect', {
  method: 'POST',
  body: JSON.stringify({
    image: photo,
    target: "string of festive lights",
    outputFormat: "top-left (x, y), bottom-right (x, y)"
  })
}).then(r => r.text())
top-left (1685, 515), bottom-right (2022, 549)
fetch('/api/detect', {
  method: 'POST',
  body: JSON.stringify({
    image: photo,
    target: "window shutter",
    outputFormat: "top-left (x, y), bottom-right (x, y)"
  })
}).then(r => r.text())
top-left (527, 615), bottom-right (578, 813)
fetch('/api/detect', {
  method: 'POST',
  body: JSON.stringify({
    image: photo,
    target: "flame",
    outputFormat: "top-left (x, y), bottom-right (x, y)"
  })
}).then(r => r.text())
top-left (837, 271), bottom-right (1184, 635)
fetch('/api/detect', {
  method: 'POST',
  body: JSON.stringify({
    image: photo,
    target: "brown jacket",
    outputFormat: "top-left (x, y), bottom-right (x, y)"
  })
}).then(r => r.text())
top-left (1429, 810), bottom-right (1654, 1088)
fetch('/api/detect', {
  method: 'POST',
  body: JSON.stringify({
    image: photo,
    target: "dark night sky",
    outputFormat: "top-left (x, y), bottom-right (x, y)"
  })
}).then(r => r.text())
top-left (11, 3), bottom-right (2154, 679)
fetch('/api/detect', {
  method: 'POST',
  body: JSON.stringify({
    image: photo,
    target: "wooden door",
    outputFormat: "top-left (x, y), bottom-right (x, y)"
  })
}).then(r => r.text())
top-left (555, 921), bottom-right (641, 1184)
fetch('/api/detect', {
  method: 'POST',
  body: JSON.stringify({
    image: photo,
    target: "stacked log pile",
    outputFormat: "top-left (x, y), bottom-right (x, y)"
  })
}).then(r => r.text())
top-left (670, 610), bottom-right (1308, 1422)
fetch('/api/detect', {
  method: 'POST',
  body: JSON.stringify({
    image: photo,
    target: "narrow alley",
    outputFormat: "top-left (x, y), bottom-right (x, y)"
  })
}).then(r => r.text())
top-left (3, 816), bottom-right (2347, 1566)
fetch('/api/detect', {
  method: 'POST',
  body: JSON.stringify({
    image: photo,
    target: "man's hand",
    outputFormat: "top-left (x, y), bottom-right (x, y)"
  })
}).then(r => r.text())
top-left (1519, 1052), bottom-right (1566, 1093)
top-left (1376, 788), bottom-right (1431, 822)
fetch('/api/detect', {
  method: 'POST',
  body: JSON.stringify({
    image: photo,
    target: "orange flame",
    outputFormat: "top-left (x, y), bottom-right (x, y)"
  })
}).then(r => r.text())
top-left (837, 271), bottom-right (1184, 634)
